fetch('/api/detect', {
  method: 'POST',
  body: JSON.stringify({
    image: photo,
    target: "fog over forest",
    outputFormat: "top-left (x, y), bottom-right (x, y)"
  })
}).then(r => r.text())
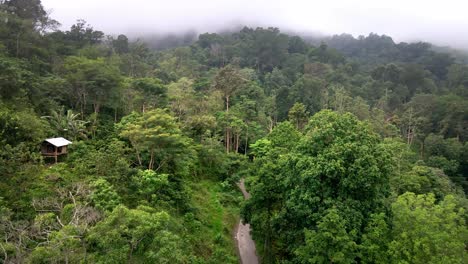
top-left (42, 0), bottom-right (468, 50)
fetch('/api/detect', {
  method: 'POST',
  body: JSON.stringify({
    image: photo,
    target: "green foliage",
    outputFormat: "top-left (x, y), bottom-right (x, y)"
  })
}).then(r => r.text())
top-left (0, 3), bottom-right (467, 262)
top-left (133, 169), bottom-right (169, 205)
top-left (359, 213), bottom-right (390, 264)
top-left (41, 107), bottom-right (88, 140)
top-left (0, 54), bottom-right (34, 100)
top-left (249, 138), bottom-right (272, 157)
top-left (238, 27), bottom-right (289, 72)
top-left (423, 133), bottom-right (467, 189)
top-left (29, 225), bottom-right (86, 264)
top-left (185, 180), bottom-right (240, 263)
top-left (243, 122), bottom-right (301, 260)
top-left (288, 102), bottom-right (309, 130)
top-left (309, 43), bottom-right (345, 66)
top-left (389, 193), bottom-right (467, 264)
top-left (112, 34), bottom-right (129, 54)
top-left (287, 110), bottom-right (389, 244)
top-left (130, 77), bottom-right (168, 111)
top-left (0, 105), bottom-right (46, 147)
top-left (118, 109), bottom-right (194, 171)
top-left (288, 75), bottom-right (326, 115)
top-left (426, 156), bottom-right (459, 177)
top-left (213, 64), bottom-right (247, 111)
top-left (244, 111), bottom-right (393, 261)
top-left (87, 205), bottom-right (186, 263)
top-left (168, 77), bottom-right (195, 119)
top-left (296, 208), bottom-right (358, 264)
top-left (62, 56), bottom-right (122, 115)
top-left (65, 19), bottom-right (104, 48)
top-left (267, 121), bottom-right (301, 148)
top-left (296, 110), bottom-right (390, 208)
top-left (288, 36), bottom-right (308, 54)
top-left (425, 133), bottom-right (463, 161)
top-left (67, 140), bottom-right (132, 183)
top-left (90, 179), bottom-right (121, 212)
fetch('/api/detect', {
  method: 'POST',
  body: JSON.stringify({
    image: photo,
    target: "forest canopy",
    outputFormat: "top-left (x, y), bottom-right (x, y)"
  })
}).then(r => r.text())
top-left (0, 1), bottom-right (467, 263)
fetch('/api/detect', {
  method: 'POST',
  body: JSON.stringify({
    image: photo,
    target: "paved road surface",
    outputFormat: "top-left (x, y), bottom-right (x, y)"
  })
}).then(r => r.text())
top-left (235, 179), bottom-right (259, 264)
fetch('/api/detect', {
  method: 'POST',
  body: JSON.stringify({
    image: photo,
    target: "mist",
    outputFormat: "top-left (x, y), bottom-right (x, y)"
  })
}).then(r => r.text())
top-left (41, 0), bottom-right (468, 50)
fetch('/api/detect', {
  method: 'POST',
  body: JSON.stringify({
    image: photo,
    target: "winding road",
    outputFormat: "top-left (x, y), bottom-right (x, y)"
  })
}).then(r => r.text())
top-left (235, 179), bottom-right (259, 264)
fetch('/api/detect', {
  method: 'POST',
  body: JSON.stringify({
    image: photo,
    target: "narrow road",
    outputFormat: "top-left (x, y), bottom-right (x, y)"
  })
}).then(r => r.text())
top-left (235, 179), bottom-right (259, 264)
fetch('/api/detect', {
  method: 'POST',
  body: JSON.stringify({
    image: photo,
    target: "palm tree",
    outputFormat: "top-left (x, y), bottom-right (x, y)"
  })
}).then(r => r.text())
top-left (42, 107), bottom-right (89, 140)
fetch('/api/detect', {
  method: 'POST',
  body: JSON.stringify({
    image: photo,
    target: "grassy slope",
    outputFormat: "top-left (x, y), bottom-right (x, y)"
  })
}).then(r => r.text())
top-left (186, 179), bottom-right (242, 263)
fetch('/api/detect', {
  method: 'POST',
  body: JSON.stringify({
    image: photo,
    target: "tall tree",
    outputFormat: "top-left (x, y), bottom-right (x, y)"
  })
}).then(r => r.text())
top-left (245, 111), bottom-right (392, 262)
top-left (112, 34), bottom-right (129, 54)
top-left (118, 109), bottom-right (193, 170)
top-left (288, 102), bottom-right (309, 130)
top-left (62, 56), bottom-right (122, 116)
top-left (213, 65), bottom-right (247, 152)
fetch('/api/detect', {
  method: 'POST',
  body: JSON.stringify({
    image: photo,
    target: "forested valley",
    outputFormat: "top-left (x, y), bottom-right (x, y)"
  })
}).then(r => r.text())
top-left (0, 1), bottom-right (467, 263)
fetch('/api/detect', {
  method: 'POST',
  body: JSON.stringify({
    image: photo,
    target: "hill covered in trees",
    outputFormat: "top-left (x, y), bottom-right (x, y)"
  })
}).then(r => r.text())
top-left (0, 0), bottom-right (467, 263)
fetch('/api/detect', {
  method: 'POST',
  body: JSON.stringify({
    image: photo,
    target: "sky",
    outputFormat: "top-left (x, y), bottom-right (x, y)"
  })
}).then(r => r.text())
top-left (41, 0), bottom-right (468, 49)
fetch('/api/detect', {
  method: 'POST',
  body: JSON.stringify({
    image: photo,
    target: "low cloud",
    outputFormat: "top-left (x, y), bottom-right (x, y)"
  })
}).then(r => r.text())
top-left (42, 0), bottom-right (468, 49)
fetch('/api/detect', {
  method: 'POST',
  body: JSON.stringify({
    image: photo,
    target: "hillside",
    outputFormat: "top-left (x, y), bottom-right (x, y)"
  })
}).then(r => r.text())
top-left (0, 1), bottom-right (467, 263)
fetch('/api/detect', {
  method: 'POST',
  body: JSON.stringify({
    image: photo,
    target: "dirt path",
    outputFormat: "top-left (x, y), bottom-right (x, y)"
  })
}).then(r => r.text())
top-left (235, 179), bottom-right (259, 264)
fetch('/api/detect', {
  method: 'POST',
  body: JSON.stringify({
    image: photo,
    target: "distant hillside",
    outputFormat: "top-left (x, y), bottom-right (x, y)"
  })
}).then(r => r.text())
top-left (136, 29), bottom-right (467, 73)
top-left (431, 45), bottom-right (468, 64)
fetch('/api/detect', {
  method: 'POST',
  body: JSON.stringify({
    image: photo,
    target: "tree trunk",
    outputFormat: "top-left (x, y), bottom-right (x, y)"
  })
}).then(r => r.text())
top-left (93, 103), bottom-right (100, 115)
top-left (244, 126), bottom-right (249, 156)
top-left (407, 127), bottom-right (411, 145)
top-left (134, 147), bottom-right (142, 166)
top-left (226, 127), bottom-right (230, 153)
top-left (149, 149), bottom-right (154, 170)
top-left (226, 95), bottom-right (230, 112)
top-left (420, 141), bottom-right (425, 159)
top-left (80, 93), bottom-right (85, 119)
top-left (268, 117), bottom-right (274, 132)
top-left (407, 126), bottom-right (414, 146)
top-left (225, 95), bottom-right (230, 153)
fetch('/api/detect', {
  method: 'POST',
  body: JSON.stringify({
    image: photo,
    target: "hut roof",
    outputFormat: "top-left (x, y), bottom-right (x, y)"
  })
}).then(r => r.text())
top-left (44, 137), bottom-right (72, 147)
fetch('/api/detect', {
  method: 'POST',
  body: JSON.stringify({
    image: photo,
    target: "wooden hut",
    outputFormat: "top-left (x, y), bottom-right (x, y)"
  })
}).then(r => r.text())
top-left (41, 137), bottom-right (72, 163)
